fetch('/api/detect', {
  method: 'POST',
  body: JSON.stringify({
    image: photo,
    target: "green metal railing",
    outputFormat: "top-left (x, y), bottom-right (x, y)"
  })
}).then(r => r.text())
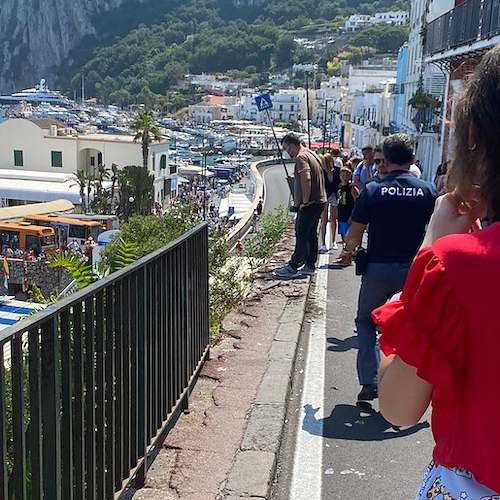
top-left (0, 223), bottom-right (210, 499)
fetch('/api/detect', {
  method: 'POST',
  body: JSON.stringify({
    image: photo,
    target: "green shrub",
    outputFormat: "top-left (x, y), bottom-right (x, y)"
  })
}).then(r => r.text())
top-left (209, 206), bottom-right (292, 342)
top-left (243, 206), bottom-right (291, 264)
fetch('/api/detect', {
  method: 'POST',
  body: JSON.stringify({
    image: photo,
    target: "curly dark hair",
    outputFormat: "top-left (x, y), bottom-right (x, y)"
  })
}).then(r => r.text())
top-left (382, 134), bottom-right (414, 166)
top-left (448, 44), bottom-right (500, 219)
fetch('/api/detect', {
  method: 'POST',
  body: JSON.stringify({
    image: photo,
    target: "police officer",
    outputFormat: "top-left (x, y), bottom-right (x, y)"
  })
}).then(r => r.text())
top-left (336, 134), bottom-right (438, 402)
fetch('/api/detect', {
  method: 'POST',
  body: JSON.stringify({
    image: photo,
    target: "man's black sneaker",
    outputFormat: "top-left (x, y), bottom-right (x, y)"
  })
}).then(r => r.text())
top-left (357, 384), bottom-right (378, 401)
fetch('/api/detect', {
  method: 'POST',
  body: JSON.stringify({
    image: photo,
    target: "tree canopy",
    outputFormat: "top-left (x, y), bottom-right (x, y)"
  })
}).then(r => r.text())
top-left (117, 165), bottom-right (155, 217)
top-left (58, 0), bottom-right (409, 108)
top-left (349, 25), bottom-right (409, 53)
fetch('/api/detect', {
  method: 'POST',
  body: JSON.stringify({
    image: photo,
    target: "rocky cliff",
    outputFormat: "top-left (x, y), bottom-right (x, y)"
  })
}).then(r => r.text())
top-left (0, 0), bottom-right (268, 94)
top-left (0, 0), bottom-right (135, 93)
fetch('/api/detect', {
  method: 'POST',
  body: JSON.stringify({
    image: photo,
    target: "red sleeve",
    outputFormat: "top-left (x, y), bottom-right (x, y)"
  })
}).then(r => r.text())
top-left (372, 247), bottom-right (468, 388)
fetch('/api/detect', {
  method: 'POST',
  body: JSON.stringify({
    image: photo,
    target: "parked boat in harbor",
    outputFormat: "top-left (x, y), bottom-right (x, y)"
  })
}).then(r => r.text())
top-left (0, 79), bottom-right (72, 107)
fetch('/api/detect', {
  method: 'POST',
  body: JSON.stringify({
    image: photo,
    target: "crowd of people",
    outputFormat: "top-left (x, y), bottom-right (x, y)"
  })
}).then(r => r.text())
top-left (167, 173), bottom-right (245, 237)
top-left (273, 42), bottom-right (500, 499)
top-left (274, 134), bottom-right (428, 280)
top-left (1, 246), bottom-right (46, 261)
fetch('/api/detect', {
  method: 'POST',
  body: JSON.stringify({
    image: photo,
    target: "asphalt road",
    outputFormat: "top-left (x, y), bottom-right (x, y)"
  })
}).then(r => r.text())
top-left (260, 163), bottom-right (294, 215)
top-left (270, 242), bottom-right (434, 499)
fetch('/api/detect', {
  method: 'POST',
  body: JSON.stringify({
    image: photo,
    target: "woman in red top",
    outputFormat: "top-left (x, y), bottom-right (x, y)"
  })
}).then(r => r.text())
top-left (372, 45), bottom-right (500, 496)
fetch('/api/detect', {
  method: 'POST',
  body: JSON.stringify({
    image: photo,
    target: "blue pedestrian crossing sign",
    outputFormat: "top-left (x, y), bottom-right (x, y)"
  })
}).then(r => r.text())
top-left (255, 93), bottom-right (273, 112)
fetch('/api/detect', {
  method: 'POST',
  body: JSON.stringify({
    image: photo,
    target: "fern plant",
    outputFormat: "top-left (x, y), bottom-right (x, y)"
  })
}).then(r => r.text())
top-left (110, 239), bottom-right (137, 273)
top-left (48, 252), bottom-right (99, 289)
top-left (32, 239), bottom-right (139, 303)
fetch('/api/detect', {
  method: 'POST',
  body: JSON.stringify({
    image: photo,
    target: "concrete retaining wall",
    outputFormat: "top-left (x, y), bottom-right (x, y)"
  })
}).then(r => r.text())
top-left (226, 158), bottom-right (293, 249)
top-left (6, 259), bottom-right (73, 299)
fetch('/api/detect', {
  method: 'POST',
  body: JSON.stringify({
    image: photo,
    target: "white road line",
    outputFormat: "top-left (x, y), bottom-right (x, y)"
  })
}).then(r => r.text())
top-left (289, 251), bottom-right (329, 499)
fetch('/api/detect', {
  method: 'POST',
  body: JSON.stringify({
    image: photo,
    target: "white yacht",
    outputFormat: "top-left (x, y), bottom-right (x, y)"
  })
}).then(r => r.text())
top-left (0, 79), bottom-right (72, 107)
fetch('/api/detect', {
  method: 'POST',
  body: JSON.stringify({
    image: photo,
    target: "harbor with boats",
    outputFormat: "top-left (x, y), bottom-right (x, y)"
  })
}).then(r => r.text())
top-left (0, 76), bottom-right (338, 244)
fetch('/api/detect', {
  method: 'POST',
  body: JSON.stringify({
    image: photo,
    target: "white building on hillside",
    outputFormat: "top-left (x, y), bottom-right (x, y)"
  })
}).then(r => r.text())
top-left (187, 103), bottom-right (214, 124)
top-left (344, 79), bottom-right (395, 151)
top-left (311, 78), bottom-right (346, 142)
top-left (238, 92), bottom-right (264, 123)
top-left (349, 91), bottom-right (382, 150)
top-left (373, 12), bottom-right (409, 25)
top-left (0, 118), bottom-right (174, 207)
top-left (184, 74), bottom-right (247, 93)
top-left (348, 62), bottom-right (397, 93)
top-left (345, 11), bottom-right (409, 31)
top-left (345, 15), bottom-right (372, 32)
top-left (268, 89), bottom-right (306, 126)
top-left (188, 95), bottom-right (239, 124)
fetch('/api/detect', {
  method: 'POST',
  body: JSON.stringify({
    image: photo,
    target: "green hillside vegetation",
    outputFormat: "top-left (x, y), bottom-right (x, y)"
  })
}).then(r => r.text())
top-left (338, 25), bottom-right (408, 64)
top-left (350, 25), bottom-right (408, 52)
top-left (59, 0), bottom-right (409, 110)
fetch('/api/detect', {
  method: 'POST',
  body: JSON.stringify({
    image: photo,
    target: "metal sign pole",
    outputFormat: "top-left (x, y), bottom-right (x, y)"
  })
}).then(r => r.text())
top-left (264, 108), bottom-right (293, 195)
top-left (305, 73), bottom-right (311, 149)
top-left (322, 99), bottom-right (328, 152)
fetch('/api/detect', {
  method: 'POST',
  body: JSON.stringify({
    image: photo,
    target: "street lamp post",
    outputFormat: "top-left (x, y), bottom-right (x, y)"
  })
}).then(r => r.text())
top-left (322, 99), bottom-right (331, 152)
top-left (128, 196), bottom-right (135, 219)
top-left (305, 74), bottom-right (311, 149)
top-left (201, 137), bottom-right (212, 221)
top-left (293, 63), bottom-right (318, 149)
top-left (328, 112), bottom-right (335, 146)
top-left (202, 151), bottom-right (207, 220)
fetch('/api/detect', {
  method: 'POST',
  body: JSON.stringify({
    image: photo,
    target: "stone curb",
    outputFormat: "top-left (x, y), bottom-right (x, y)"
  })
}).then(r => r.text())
top-left (221, 276), bottom-right (311, 499)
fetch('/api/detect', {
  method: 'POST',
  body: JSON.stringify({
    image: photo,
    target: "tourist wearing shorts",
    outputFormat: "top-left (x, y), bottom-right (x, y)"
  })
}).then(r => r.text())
top-left (319, 152), bottom-right (341, 252)
top-left (336, 167), bottom-right (358, 243)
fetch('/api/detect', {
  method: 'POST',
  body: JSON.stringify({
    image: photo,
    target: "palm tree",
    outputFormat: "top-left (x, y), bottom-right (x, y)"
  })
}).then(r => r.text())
top-left (118, 165), bottom-right (154, 218)
top-left (95, 163), bottom-right (110, 211)
top-left (71, 170), bottom-right (88, 212)
top-left (99, 190), bottom-right (113, 215)
top-left (130, 109), bottom-right (162, 169)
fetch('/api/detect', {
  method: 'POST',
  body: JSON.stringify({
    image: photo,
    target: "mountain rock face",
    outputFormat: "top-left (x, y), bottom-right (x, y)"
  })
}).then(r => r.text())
top-left (0, 0), bottom-right (266, 93)
top-left (0, 0), bottom-right (134, 93)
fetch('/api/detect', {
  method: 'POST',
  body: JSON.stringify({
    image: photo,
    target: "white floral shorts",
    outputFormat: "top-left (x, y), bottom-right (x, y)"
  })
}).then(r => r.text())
top-left (415, 461), bottom-right (499, 500)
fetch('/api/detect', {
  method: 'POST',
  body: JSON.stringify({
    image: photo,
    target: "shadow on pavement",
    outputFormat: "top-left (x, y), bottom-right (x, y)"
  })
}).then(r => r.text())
top-left (302, 403), bottom-right (429, 441)
top-left (327, 335), bottom-right (358, 352)
top-left (263, 273), bottom-right (309, 281)
top-left (319, 263), bottom-right (352, 270)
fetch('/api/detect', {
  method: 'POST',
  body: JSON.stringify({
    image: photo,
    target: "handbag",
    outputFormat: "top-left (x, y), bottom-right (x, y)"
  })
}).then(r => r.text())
top-left (354, 248), bottom-right (368, 276)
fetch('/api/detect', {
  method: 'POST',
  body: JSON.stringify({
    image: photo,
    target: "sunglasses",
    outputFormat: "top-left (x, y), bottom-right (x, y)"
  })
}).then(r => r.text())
top-left (374, 158), bottom-right (385, 164)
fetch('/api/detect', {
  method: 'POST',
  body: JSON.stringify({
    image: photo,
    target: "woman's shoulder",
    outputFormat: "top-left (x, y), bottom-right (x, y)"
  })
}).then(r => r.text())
top-left (432, 223), bottom-right (500, 281)
top-left (434, 222), bottom-right (500, 254)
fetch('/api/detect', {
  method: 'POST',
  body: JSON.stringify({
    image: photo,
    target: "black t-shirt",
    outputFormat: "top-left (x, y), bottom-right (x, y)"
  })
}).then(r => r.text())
top-left (337, 183), bottom-right (356, 222)
top-left (350, 170), bottom-right (438, 263)
top-left (324, 167), bottom-right (341, 197)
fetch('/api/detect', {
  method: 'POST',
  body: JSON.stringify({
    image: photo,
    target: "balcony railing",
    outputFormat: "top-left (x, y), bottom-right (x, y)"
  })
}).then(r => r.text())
top-left (392, 83), bottom-right (405, 94)
top-left (424, 0), bottom-right (500, 56)
top-left (0, 223), bottom-right (210, 499)
top-left (411, 106), bottom-right (443, 134)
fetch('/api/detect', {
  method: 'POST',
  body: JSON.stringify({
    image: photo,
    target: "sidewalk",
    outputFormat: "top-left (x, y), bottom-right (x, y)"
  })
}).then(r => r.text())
top-left (132, 226), bottom-right (309, 500)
